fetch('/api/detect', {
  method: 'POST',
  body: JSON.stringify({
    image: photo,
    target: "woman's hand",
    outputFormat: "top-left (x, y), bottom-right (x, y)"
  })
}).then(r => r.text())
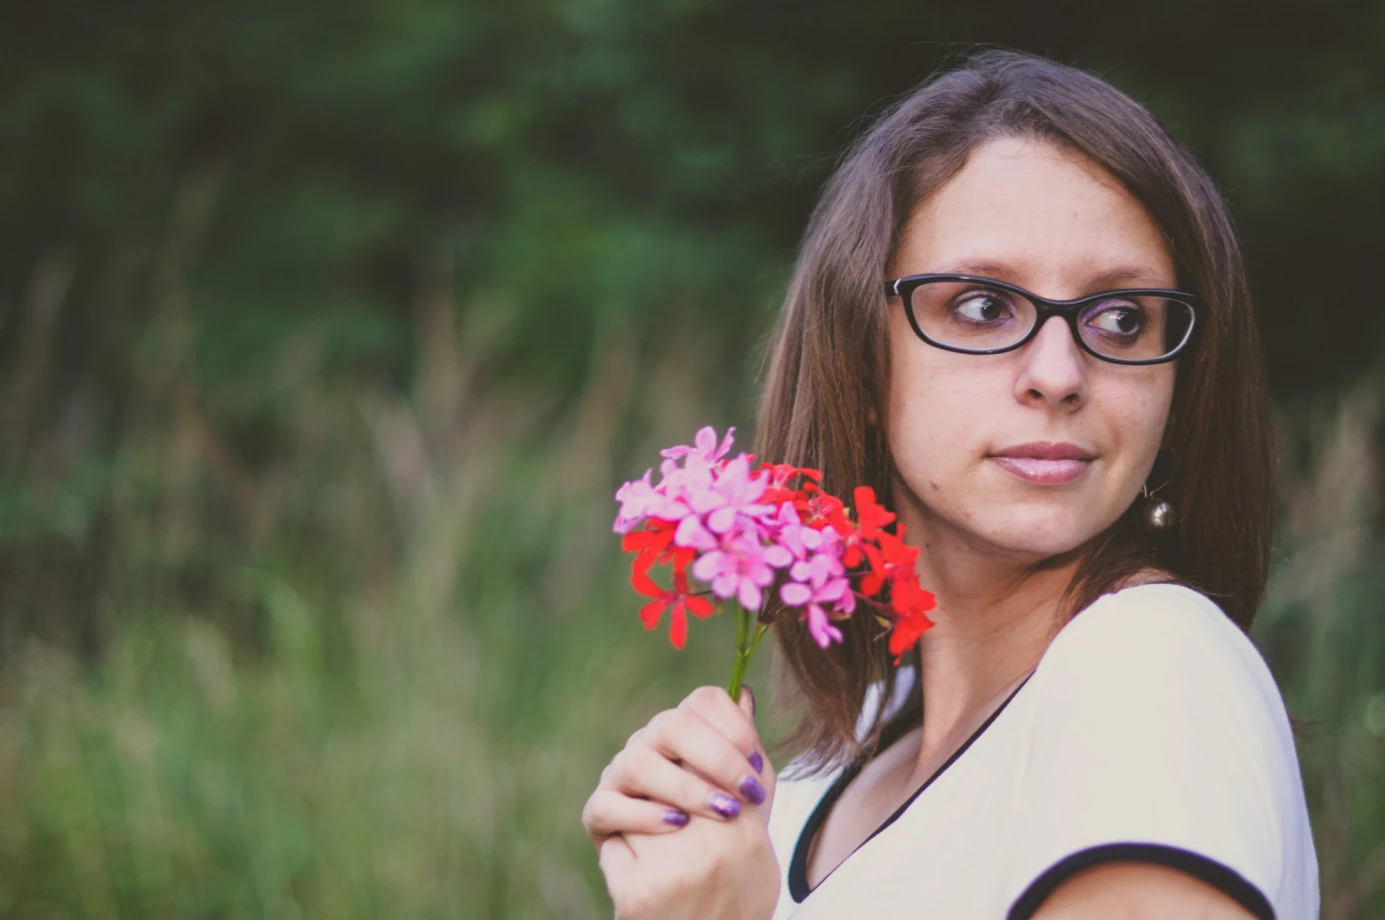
top-left (582, 685), bottom-right (780, 920)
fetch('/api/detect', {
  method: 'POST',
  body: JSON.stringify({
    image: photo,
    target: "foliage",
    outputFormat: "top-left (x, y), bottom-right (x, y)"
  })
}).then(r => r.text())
top-left (2, 2), bottom-right (1384, 917)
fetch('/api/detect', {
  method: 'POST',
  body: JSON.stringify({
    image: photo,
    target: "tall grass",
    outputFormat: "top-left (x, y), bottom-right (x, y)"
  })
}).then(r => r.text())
top-left (1265, 374), bottom-right (1385, 920)
top-left (0, 226), bottom-right (772, 918)
top-left (0, 239), bottom-right (1381, 917)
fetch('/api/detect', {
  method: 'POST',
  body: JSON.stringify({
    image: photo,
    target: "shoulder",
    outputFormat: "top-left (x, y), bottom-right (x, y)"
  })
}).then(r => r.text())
top-left (1004, 582), bottom-right (1319, 920)
top-left (1038, 582), bottom-right (1281, 713)
top-left (1053, 580), bottom-right (1246, 653)
top-left (1026, 581), bottom-right (1299, 798)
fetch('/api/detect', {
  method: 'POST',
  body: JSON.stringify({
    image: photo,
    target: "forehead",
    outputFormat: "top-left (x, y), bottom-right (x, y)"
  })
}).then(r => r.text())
top-left (892, 136), bottom-right (1176, 292)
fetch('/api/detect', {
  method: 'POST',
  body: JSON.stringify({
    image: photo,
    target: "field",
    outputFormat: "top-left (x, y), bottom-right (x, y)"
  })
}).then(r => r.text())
top-left (3, 5), bottom-right (1385, 917)
top-left (1, 283), bottom-right (1381, 916)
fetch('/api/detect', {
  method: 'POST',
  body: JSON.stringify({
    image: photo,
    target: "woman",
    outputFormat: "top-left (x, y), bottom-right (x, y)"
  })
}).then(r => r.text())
top-left (581, 49), bottom-right (1320, 919)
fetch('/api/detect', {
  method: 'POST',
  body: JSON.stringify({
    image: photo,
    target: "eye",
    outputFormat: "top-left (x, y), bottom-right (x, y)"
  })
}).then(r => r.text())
top-left (951, 289), bottom-right (1016, 325)
top-left (1085, 300), bottom-right (1144, 338)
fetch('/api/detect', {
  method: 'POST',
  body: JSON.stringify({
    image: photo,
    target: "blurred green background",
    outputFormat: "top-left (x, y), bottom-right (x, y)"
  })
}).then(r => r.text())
top-left (2, 2), bottom-right (1383, 918)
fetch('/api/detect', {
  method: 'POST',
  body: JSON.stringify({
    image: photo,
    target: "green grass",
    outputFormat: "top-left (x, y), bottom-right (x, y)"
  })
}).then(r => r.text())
top-left (0, 321), bottom-right (1381, 918)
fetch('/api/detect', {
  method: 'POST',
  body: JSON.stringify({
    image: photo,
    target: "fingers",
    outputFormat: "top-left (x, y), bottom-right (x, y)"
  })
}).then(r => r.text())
top-left (597, 833), bottom-right (636, 880)
top-left (605, 725), bottom-right (758, 822)
top-left (677, 685), bottom-right (762, 767)
top-left (584, 684), bottom-right (778, 853)
top-left (674, 685), bottom-right (777, 811)
top-left (738, 685), bottom-right (756, 721)
top-left (638, 701), bottom-right (770, 814)
top-left (583, 787), bottom-right (691, 844)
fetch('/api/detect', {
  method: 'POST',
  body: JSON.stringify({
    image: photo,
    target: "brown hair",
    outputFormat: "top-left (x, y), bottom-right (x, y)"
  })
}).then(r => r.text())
top-left (755, 47), bottom-right (1278, 774)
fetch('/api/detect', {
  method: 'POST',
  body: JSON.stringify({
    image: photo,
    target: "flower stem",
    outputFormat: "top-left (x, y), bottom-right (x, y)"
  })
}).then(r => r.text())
top-left (726, 606), bottom-right (769, 703)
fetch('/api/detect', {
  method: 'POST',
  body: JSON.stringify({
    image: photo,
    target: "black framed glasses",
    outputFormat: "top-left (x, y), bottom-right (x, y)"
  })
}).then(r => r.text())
top-left (883, 273), bottom-right (1203, 365)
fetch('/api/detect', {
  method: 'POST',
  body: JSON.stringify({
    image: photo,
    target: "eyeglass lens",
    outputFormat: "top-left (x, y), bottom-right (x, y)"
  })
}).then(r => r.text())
top-left (906, 280), bottom-right (1195, 361)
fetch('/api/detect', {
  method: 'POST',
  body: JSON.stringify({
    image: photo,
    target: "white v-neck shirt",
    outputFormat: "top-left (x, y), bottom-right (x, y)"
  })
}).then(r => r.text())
top-left (766, 583), bottom-right (1320, 919)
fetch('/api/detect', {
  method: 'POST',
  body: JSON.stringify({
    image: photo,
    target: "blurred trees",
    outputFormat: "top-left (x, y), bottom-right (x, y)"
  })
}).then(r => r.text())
top-left (0, 3), bottom-right (1383, 916)
top-left (5, 0), bottom-right (1385, 421)
top-left (7, 0), bottom-right (1382, 649)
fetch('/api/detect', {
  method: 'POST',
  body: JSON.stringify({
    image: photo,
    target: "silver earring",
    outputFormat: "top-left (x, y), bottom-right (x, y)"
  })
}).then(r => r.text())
top-left (1141, 482), bottom-right (1176, 532)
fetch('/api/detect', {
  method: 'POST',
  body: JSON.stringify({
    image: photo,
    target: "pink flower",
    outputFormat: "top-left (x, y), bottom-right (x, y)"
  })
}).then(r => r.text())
top-left (674, 513), bottom-right (718, 552)
top-left (780, 522), bottom-right (847, 588)
top-left (615, 423), bottom-right (938, 674)
top-left (661, 425), bottom-right (736, 467)
top-left (780, 575), bottom-right (854, 648)
top-left (613, 469), bottom-right (658, 533)
top-left (688, 454), bottom-right (774, 532)
top-left (613, 468), bottom-right (694, 533)
top-left (691, 532), bottom-right (787, 611)
top-left (805, 605), bottom-right (844, 648)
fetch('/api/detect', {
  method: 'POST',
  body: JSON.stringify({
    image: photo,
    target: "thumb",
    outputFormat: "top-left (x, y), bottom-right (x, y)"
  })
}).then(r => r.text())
top-left (738, 684), bottom-right (756, 722)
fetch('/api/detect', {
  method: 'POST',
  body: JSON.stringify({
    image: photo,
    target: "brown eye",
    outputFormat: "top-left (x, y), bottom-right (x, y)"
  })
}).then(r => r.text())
top-left (952, 289), bottom-right (1016, 325)
top-left (1084, 300), bottom-right (1144, 339)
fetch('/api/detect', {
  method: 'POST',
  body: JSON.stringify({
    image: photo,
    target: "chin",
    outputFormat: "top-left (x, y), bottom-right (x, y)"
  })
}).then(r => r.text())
top-left (967, 506), bottom-right (1112, 559)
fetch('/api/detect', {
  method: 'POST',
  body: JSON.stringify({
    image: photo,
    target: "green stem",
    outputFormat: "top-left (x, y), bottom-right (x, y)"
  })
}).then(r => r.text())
top-left (726, 608), bottom-right (769, 703)
top-left (727, 604), bottom-right (748, 698)
top-left (746, 623), bottom-right (769, 663)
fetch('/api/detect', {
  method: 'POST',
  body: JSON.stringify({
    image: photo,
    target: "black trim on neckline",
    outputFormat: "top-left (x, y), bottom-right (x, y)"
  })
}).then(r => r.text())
top-left (787, 672), bottom-right (1035, 903)
top-left (1006, 843), bottom-right (1275, 920)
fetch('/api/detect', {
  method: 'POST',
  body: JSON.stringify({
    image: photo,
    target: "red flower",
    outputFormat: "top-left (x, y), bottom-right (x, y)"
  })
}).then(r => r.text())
top-left (836, 485), bottom-right (893, 568)
top-left (859, 526), bottom-right (920, 597)
top-left (887, 595), bottom-right (936, 665)
top-left (616, 450), bottom-right (937, 661)
top-left (624, 518), bottom-right (708, 647)
top-left (622, 520), bottom-right (675, 575)
top-left (760, 463), bottom-right (822, 487)
top-left (759, 463), bottom-right (822, 509)
top-left (632, 559), bottom-right (714, 648)
top-left (853, 486), bottom-right (895, 539)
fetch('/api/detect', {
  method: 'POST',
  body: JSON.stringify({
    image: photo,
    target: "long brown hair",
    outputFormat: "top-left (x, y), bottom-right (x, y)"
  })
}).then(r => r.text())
top-left (755, 48), bottom-right (1278, 774)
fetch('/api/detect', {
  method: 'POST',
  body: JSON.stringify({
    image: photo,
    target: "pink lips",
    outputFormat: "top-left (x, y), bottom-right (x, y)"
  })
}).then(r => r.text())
top-left (988, 441), bottom-right (1096, 485)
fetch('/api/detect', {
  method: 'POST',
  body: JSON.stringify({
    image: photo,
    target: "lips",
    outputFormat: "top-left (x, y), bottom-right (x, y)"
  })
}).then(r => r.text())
top-left (988, 441), bottom-right (1096, 485)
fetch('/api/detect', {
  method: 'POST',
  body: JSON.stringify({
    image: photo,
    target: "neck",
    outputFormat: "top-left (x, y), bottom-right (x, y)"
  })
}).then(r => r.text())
top-left (897, 498), bottom-right (1078, 762)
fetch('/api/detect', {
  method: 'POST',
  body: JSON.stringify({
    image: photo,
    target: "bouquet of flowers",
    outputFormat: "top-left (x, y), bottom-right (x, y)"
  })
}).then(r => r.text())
top-left (613, 426), bottom-right (937, 699)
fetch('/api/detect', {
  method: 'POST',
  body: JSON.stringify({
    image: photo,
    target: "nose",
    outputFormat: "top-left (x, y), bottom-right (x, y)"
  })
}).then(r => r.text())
top-left (1014, 315), bottom-right (1087, 410)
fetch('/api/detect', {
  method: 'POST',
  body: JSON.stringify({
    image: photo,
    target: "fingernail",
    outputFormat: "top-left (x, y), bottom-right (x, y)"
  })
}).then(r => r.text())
top-left (662, 809), bottom-right (689, 827)
top-left (708, 792), bottom-right (741, 818)
top-left (745, 684), bottom-right (757, 717)
top-left (748, 750), bottom-right (764, 774)
top-left (739, 775), bottom-right (766, 806)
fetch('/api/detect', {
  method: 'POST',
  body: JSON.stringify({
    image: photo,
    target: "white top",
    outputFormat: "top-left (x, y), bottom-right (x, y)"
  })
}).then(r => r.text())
top-left (767, 583), bottom-right (1320, 920)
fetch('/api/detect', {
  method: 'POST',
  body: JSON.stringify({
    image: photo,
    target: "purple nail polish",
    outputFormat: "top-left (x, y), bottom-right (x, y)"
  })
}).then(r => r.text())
top-left (662, 809), bottom-right (689, 827)
top-left (708, 792), bottom-right (741, 818)
top-left (739, 775), bottom-right (766, 806)
top-left (748, 750), bottom-right (764, 774)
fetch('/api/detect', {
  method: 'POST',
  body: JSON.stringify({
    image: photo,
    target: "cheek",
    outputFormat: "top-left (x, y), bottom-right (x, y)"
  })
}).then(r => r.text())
top-left (886, 315), bottom-right (1000, 476)
top-left (1099, 370), bottom-right (1175, 459)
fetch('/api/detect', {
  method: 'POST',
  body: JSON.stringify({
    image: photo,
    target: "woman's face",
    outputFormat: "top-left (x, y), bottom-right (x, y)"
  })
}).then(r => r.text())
top-left (885, 135), bottom-right (1177, 562)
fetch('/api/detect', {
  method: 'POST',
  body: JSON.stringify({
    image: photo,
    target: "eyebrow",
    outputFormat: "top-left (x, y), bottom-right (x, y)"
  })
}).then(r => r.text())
top-left (937, 259), bottom-right (1174, 289)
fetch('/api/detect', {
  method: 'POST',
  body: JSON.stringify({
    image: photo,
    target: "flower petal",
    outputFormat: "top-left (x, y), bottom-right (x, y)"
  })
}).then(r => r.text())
top-left (669, 604), bottom-right (689, 649)
top-left (631, 567), bottom-right (663, 598)
top-left (763, 545), bottom-right (793, 568)
top-left (691, 551), bottom-right (723, 583)
top-left (686, 594), bottom-right (715, 617)
top-left (712, 573), bottom-right (739, 598)
top-left (707, 505), bottom-right (737, 534)
top-left (806, 605), bottom-right (844, 648)
top-left (640, 598), bottom-right (667, 630)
